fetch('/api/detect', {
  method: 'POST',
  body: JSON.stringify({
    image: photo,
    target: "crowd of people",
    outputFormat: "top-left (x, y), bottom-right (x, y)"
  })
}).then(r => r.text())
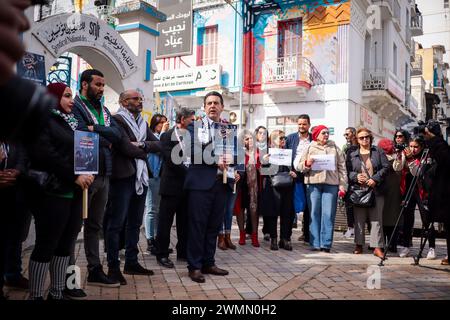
top-left (2, 0), bottom-right (450, 302)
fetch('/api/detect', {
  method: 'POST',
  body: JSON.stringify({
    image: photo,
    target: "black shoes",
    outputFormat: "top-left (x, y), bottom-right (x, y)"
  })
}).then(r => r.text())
top-left (188, 270), bottom-right (205, 283)
top-left (279, 239), bottom-right (293, 251)
top-left (124, 262), bottom-right (154, 276)
top-left (270, 238), bottom-right (278, 250)
top-left (320, 248), bottom-right (331, 253)
top-left (4, 275), bottom-right (29, 290)
top-left (107, 268), bottom-right (127, 286)
top-left (63, 288), bottom-right (87, 300)
top-left (157, 257), bottom-right (174, 268)
top-left (201, 265), bottom-right (229, 276)
top-left (87, 266), bottom-right (120, 287)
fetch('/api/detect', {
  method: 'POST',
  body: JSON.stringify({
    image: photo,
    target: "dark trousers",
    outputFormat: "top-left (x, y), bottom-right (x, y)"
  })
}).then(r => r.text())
top-left (31, 192), bottom-right (83, 262)
top-left (187, 181), bottom-right (228, 271)
top-left (302, 204), bottom-right (310, 242)
top-left (446, 223), bottom-right (450, 261)
top-left (156, 193), bottom-right (188, 259)
top-left (345, 204), bottom-right (354, 228)
top-left (401, 192), bottom-right (436, 248)
top-left (106, 176), bottom-right (147, 269)
top-left (83, 175), bottom-right (109, 271)
top-left (2, 187), bottom-right (30, 281)
top-left (384, 226), bottom-right (399, 250)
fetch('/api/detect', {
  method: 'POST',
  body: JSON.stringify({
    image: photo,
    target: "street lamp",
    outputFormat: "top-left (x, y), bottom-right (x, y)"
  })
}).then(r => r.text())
top-left (224, 0), bottom-right (244, 131)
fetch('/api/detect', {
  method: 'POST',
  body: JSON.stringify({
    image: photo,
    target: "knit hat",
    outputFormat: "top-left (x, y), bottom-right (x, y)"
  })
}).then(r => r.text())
top-left (378, 138), bottom-right (394, 155)
top-left (47, 82), bottom-right (69, 112)
top-left (312, 125), bottom-right (328, 141)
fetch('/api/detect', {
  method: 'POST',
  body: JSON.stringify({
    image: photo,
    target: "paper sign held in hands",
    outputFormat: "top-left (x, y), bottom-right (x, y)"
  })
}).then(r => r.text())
top-left (268, 148), bottom-right (292, 167)
top-left (311, 154), bottom-right (336, 171)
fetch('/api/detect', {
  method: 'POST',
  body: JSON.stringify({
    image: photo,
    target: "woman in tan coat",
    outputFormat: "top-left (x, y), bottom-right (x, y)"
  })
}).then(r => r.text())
top-left (297, 125), bottom-right (347, 252)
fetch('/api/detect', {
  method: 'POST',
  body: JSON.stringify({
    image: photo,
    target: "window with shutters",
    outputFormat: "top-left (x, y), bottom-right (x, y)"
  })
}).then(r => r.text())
top-left (197, 25), bottom-right (218, 66)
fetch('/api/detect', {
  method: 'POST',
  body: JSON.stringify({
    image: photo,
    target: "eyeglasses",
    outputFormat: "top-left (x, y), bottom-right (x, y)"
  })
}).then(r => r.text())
top-left (344, 133), bottom-right (350, 137)
top-left (126, 97), bottom-right (143, 102)
top-left (395, 134), bottom-right (404, 138)
top-left (279, 136), bottom-right (286, 140)
top-left (358, 135), bottom-right (370, 140)
top-left (321, 131), bottom-right (329, 135)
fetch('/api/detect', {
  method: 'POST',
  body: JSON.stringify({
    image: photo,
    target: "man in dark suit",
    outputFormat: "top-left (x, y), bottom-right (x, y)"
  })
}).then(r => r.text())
top-left (155, 108), bottom-right (196, 268)
top-left (184, 91), bottom-right (237, 283)
top-left (286, 114), bottom-right (312, 242)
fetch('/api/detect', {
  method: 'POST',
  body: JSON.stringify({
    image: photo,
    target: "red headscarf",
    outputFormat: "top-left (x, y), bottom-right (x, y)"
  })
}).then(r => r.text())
top-left (47, 82), bottom-right (69, 112)
top-left (312, 125), bottom-right (328, 141)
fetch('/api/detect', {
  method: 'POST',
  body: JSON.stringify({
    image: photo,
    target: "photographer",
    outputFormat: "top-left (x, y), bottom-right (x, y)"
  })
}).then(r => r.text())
top-left (396, 136), bottom-right (437, 259)
top-left (422, 124), bottom-right (450, 265)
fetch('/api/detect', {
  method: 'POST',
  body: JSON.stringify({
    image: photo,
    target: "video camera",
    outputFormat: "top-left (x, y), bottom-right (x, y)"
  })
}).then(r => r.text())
top-left (395, 143), bottom-right (408, 151)
top-left (413, 120), bottom-right (442, 137)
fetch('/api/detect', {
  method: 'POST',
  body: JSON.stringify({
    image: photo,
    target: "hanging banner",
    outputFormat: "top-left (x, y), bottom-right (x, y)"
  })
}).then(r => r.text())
top-left (32, 13), bottom-right (138, 79)
top-left (156, 0), bottom-right (192, 58)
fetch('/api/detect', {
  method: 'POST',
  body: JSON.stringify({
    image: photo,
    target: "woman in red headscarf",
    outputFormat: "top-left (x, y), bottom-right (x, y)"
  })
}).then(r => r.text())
top-left (27, 83), bottom-right (94, 300)
top-left (297, 125), bottom-right (347, 252)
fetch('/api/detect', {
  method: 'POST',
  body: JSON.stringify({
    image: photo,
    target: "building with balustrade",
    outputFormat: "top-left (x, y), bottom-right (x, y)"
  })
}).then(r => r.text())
top-left (153, 0), bottom-right (422, 146)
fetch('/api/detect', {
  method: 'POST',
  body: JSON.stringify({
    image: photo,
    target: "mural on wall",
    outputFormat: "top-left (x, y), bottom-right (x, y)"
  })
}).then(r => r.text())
top-left (245, 0), bottom-right (350, 93)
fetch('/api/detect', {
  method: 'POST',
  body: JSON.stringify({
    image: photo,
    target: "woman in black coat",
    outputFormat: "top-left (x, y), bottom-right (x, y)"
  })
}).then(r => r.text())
top-left (346, 128), bottom-right (390, 258)
top-left (424, 130), bottom-right (450, 265)
top-left (27, 83), bottom-right (94, 300)
top-left (259, 130), bottom-right (296, 251)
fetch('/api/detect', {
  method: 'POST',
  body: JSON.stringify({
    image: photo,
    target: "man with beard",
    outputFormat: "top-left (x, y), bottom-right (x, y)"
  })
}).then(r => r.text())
top-left (71, 69), bottom-right (122, 295)
top-left (289, 115), bottom-right (312, 242)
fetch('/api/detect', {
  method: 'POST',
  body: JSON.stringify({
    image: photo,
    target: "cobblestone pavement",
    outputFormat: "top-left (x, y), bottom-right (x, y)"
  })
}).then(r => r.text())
top-left (6, 222), bottom-right (450, 300)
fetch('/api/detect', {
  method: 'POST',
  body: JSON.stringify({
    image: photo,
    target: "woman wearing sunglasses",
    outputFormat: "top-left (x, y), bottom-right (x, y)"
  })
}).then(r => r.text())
top-left (298, 125), bottom-right (347, 252)
top-left (346, 128), bottom-right (390, 257)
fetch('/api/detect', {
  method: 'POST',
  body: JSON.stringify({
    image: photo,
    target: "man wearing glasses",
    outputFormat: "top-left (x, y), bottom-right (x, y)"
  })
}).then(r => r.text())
top-left (105, 89), bottom-right (161, 285)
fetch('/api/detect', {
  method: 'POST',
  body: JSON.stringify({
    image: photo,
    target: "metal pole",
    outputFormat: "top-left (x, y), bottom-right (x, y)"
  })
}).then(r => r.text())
top-left (225, 0), bottom-right (244, 131)
top-left (239, 1), bottom-right (244, 131)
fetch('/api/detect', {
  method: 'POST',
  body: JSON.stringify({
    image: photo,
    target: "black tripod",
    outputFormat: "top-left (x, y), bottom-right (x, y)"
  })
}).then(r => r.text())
top-left (379, 148), bottom-right (431, 267)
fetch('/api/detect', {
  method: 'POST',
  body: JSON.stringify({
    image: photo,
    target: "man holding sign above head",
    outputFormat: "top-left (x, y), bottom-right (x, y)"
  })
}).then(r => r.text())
top-left (297, 125), bottom-right (347, 253)
top-left (184, 91), bottom-right (239, 283)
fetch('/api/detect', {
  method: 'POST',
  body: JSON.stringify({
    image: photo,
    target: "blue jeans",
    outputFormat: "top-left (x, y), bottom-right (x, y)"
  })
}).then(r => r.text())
top-left (144, 177), bottom-right (161, 240)
top-left (221, 190), bottom-right (237, 233)
top-left (106, 176), bottom-right (147, 269)
top-left (306, 184), bottom-right (338, 249)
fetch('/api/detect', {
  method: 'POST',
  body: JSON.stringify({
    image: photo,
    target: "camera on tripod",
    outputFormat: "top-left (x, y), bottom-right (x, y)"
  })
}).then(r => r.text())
top-left (413, 120), bottom-right (442, 137)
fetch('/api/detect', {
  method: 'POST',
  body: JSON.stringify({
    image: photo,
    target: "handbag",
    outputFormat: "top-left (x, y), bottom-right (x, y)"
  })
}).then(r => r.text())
top-left (26, 169), bottom-right (62, 192)
top-left (348, 156), bottom-right (375, 208)
top-left (271, 171), bottom-right (293, 188)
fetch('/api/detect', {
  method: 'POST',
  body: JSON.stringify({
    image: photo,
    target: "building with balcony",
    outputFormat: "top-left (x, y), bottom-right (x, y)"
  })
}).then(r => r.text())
top-left (151, 0), bottom-right (421, 144)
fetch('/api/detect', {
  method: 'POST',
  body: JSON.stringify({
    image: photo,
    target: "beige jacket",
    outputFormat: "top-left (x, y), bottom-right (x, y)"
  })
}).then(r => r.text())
top-left (296, 140), bottom-right (348, 189)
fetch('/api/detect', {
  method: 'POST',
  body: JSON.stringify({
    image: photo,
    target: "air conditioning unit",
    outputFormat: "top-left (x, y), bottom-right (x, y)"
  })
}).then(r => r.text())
top-left (229, 111), bottom-right (246, 125)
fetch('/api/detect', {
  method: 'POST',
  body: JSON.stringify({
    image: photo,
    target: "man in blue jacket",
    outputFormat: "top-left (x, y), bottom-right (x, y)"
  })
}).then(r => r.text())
top-left (184, 91), bottom-right (238, 283)
top-left (286, 114), bottom-right (312, 243)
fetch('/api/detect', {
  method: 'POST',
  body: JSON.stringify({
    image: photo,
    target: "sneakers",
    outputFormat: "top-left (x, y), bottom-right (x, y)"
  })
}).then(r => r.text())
top-left (426, 248), bottom-right (437, 260)
top-left (63, 288), bottom-right (87, 300)
top-left (87, 266), bottom-right (120, 287)
top-left (399, 246), bottom-right (410, 258)
top-left (343, 227), bottom-right (354, 238)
